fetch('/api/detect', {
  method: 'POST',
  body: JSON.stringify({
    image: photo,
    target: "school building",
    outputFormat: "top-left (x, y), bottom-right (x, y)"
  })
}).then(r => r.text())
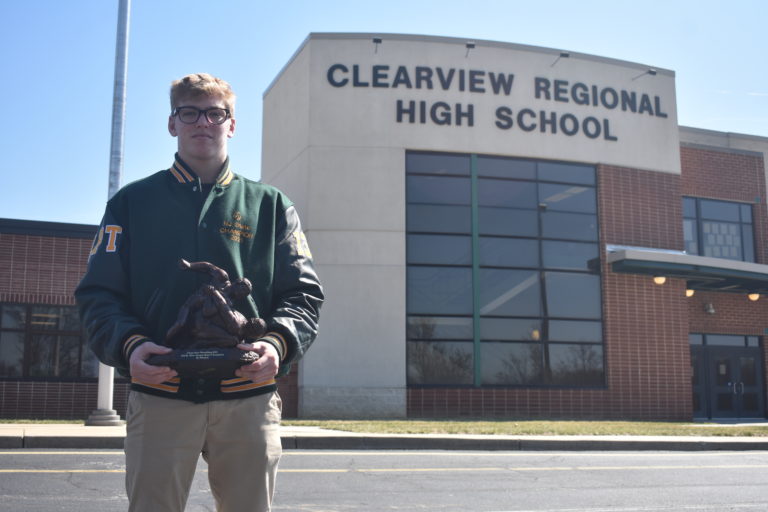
top-left (2, 33), bottom-right (768, 420)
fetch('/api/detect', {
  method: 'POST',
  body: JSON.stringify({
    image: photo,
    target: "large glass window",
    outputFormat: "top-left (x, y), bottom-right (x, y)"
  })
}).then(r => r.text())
top-left (683, 197), bottom-right (755, 262)
top-left (0, 303), bottom-right (96, 379)
top-left (407, 152), bottom-right (603, 388)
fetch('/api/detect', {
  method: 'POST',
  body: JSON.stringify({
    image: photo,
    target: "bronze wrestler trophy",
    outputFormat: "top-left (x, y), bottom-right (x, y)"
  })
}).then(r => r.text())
top-left (146, 259), bottom-right (266, 379)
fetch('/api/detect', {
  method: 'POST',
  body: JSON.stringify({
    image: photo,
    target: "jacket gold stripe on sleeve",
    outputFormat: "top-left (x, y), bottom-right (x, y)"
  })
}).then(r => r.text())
top-left (123, 334), bottom-right (150, 359)
top-left (260, 332), bottom-right (288, 361)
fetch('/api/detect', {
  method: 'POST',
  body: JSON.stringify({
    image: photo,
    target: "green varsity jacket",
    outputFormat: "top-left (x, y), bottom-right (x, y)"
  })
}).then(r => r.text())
top-left (75, 155), bottom-right (323, 402)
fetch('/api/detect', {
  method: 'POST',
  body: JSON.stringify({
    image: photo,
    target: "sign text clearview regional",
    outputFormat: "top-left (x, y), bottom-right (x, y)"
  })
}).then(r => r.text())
top-left (327, 64), bottom-right (669, 142)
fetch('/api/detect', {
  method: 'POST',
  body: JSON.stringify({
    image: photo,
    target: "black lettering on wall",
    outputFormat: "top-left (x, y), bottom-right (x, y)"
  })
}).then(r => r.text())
top-left (554, 80), bottom-right (569, 102)
top-left (372, 65), bottom-right (390, 88)
top-left (535, 77), bottom-right (551, 100)
top-left (352, 65), bottom-right (369, 87)
top-left (469, 70), bottom-right (486, 93)
top-left (495, 106), bottom-right (514, 129)
top-left (621, 91), bottom-right (637, 113)
top-left (518, 109), bottom-right (537, 132)
top-left (638, 94), bottom-right (654, 115)
top-left (560, 114), bottom-right (579, 136)
top-left (436, 68), bottom-right (455, 90)
top-left (396, 100), bottom-right (416, 123)
top-left (572, 83), bottom-right (590, 105)
top-left (327, 64), bottom-right (348, 87)
top-left (415, 67), bottom-right (434, 89)
top-left (488, 73), bottom-right (515, 95)
top-left (392, 66), bottom-right (413, 88)
top-left (456, 103), bottom-right (474, 126)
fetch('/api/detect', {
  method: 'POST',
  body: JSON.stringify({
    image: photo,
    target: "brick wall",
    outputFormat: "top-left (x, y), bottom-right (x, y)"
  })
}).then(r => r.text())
top-left (0, 229), bottom-right (300, 419)
top-left (680, 145), bottom-right (767, 264)
top-left (681, 146), bottom-right (768, 410)
top-left (0, 233), bottom-right (91, 304)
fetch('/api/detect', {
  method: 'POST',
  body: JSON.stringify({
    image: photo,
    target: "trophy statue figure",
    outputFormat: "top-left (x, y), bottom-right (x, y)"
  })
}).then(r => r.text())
top-left (147, 259), bottom-right (267, 378)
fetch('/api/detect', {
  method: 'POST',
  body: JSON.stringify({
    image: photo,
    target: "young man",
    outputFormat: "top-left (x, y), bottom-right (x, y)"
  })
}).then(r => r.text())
top-left (76, 73), bottom-right (323, 512)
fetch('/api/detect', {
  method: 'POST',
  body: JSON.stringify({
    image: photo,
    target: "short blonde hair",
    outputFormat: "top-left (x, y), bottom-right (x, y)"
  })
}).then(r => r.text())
top-left (170, 73), bottom-right (236, 115)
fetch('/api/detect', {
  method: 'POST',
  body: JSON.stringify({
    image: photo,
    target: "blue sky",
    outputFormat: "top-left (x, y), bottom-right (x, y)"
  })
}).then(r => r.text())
top-left (2, 0), bottom-right (766, 225)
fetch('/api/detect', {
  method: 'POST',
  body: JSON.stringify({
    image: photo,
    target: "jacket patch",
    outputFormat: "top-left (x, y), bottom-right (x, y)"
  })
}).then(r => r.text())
top-left (293, 230), bottom-right (313, 258)
top-left (89, 224), bottom-right (123, 256)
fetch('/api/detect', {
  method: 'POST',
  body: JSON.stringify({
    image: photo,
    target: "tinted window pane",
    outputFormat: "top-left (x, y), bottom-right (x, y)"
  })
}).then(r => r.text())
top-left (479, 207), bottom-right (538, 237)
top-left (549, 344), bottom-right (604, 385)
top-left (747, 336), bottom-right (759, 347)
top-left (548, 320), bottom-right (602, 342)
top-left (537, 162), bottom-right (595, 185)
top-left (407, 234), bottom-right (471, 265)
top-left (479, 269), bottom-right (541, 316)
top-left (407, 267), bottom-right (472, 315)
top-left (0, 331), bottom-right (24, 377)
top-left (1, 304), bottom-right (26, 329)
top-left (407, 175), bottom-right (470, 205)
top-left (542, 241), bottom-right (598, 270)
top-left (688, 333), bottom-right (704, 345)
top-left (541, 212), bottom-right (598, 241)
top-left (683, 197), bottom-right (697, 218)
top-left (28, 334), bottom-right (81, 377)
top-left (538, 184), bottom-right (596, 213)
top-left (683, 219), bottom-right (698, 254)
top-left (478, 179), bottom-right (537, 208)
top-left (59, 307), bottom-right (81, 331)
top-left (406, 152), bottom-right (470, 176)
top-left (479, 237), bottom-right (538, 268)
top-left (407, 342), bottom-right (473, 385)
top-left (481, 342), bottom-right (542, 385)
top-left (480, 317), bottom-right (542, 341)
top-left (706, 335), bottom-right (745, 347)
top-left (477, 156), bottom-right (536, 179)
top-left (702, 221), bottom-right (742, 260)
top-left (81, 347), bottom-right (99, 378)
top-left (30, 306), bottom-right (64, 331)
top-left (740, 204), bottom-right (752, 223)
top-left (407, 204), bottom-right (471, 234)
top-left (742, 224), bottom-right (755, 262)
top-left (407, 316), bottom-right (473, 340)
top-left (545, 272), bottom-right (601, 318)
top-left (700, 199), bottom-right (740, 221)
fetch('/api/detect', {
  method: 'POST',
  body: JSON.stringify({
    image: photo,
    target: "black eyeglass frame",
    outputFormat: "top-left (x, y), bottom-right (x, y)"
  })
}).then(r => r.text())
top-left (172, 106), bottom-right (232, 125)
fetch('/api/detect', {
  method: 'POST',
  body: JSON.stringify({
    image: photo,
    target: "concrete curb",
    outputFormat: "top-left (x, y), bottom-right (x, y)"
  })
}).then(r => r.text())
top-left (2, 425), bottom-right (768, 451)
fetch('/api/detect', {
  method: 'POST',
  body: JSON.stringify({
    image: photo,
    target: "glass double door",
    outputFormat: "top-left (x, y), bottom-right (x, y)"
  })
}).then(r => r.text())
top-left (692, 345), bottom-right (765, 419)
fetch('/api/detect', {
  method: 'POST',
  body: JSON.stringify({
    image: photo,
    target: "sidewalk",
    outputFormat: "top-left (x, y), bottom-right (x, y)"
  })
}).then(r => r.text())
top-left (2, 423), bottom-right (768, 451)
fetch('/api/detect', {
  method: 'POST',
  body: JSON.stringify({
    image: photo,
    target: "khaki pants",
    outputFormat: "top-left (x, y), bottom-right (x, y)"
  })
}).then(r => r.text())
top-left (125, 391), bottom-right (282, 512)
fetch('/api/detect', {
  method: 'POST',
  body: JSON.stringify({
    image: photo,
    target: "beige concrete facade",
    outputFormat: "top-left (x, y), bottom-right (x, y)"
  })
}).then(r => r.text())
top-left (262, 33), bottom-right (690, 418)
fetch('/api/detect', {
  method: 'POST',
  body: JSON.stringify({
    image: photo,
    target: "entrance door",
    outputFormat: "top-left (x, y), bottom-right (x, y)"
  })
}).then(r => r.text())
top-left (692, 341), bottom-right (765, 420)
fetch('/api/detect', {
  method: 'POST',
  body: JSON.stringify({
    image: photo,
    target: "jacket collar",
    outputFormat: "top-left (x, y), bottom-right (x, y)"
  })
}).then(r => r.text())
top-left (168, 154), bottom-right (234, 186)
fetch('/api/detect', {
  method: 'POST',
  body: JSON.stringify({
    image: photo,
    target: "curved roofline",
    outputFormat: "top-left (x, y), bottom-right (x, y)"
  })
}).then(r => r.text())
top-left (264, 32), bottom-right (674, 97)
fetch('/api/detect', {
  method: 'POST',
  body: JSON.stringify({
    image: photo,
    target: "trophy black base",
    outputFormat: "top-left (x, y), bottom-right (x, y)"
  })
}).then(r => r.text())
top-left (146, 348), bottom-right (259, 379)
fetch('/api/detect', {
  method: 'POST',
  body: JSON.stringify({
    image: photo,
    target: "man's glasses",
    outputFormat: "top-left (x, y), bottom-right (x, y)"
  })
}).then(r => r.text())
top-left (172, 106), bottom-right (231, 125)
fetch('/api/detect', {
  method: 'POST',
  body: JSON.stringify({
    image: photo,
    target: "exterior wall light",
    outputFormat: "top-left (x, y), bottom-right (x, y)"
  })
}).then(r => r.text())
top-left (685, 289), bottom-right (695, 297)
top-left (704, 303), bottom-right (716, 315)
top-left (748, 293), bottom-right (760, 301)
top-left (652, 276), bottom-right (666, 285)
top-left (551, 51), bottom-right (570, 67)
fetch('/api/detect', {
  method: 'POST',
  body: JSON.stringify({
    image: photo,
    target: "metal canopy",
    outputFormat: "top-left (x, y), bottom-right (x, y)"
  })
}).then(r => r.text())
top-left (602, 246), bottom-right (768, 294)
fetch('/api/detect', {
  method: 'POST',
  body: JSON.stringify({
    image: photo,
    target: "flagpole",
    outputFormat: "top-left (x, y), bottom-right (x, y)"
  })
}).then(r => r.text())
top-left (86, 0), bottom-right (130, 426)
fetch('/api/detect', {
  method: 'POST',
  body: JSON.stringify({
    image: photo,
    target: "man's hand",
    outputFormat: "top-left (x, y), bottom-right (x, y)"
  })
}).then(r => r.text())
top-left (235, 341), bottom-right (280, 383)
top-left (129, 342), bottom-right (178, 384)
